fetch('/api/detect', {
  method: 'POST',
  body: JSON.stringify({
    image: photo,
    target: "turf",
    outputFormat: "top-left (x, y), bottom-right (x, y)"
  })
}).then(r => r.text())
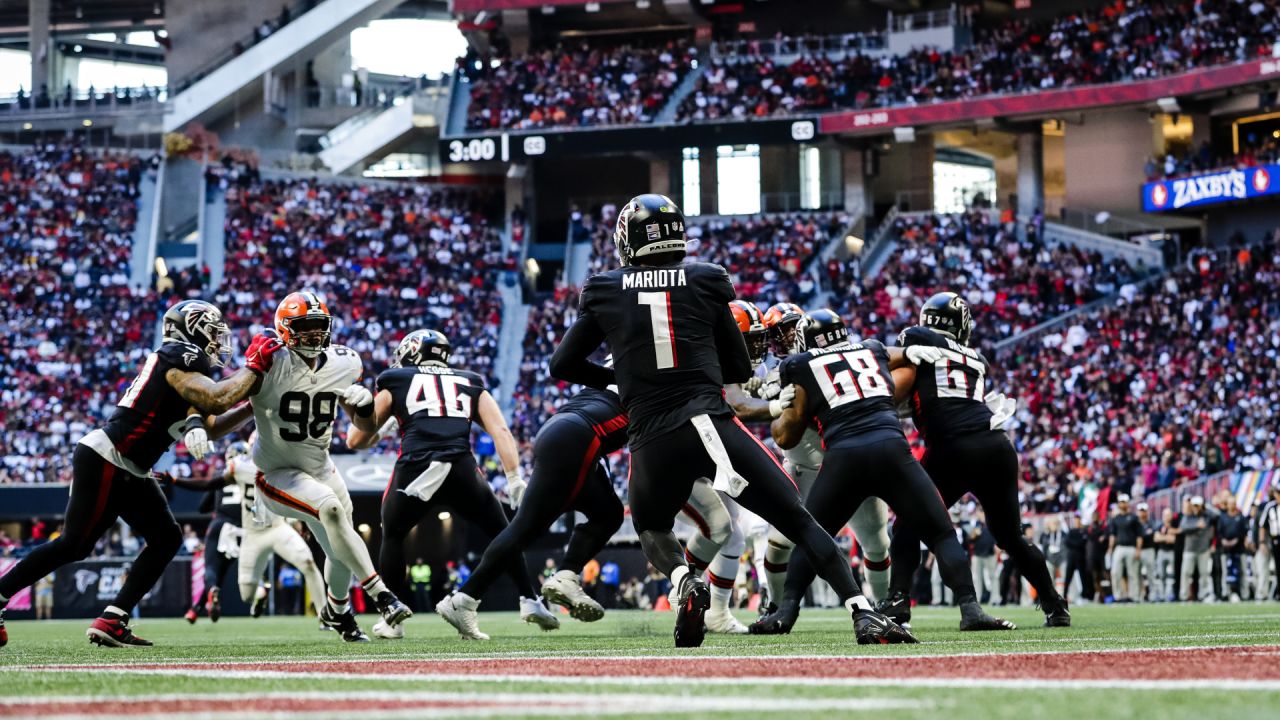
top-left (3, 603), bottom-right (1279, 719)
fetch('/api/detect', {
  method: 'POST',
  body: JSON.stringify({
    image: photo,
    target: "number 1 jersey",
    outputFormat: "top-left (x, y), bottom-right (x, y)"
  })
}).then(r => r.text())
top-left (376, 365), bottom-right (485, 462)
top-left (897, 325), bottom-right (993, 443)
top-left (780, 339), bottom-right (902, 448)
top-left (251, 345), bottom-right (362, 477)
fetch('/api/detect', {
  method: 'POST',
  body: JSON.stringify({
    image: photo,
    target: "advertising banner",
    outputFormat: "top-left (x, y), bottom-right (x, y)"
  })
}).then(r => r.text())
top-left (1141, 165), bottom-right (1278, 212)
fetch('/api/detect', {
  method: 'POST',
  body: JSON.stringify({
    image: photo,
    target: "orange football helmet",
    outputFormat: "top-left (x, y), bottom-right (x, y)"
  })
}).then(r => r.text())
top-left (729, 300), bottom-right (768, 365)
top-left (275, 291), bottom-right (332, 358)
top-left (762, 302), bottom-right (804, 358)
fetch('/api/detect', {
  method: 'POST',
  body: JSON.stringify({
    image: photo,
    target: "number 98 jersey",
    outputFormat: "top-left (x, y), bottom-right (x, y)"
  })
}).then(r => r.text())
top-left (251, 345), bottom-right (363, 477)
top-left (897, 326), bottom-right (993, 443)
top-left (375, 365), bottom-right (485, 462)
top-left (779, 339), bottom-right (902, 448)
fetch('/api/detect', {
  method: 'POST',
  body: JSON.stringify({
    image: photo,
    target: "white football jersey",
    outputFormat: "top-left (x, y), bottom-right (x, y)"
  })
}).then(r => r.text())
top-left (227, 455), bottom-right (277, 529)
top-left (252, 344), bottom-right (362, 478)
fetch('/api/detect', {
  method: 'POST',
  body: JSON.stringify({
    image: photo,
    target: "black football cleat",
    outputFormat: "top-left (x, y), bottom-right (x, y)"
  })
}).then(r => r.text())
top-left (958, 602), bottom-right (1017, 631)
top-left (854, 609), bottom-right (918, 645)
top-left (320, 605), bottom-right (370, 643)
top-left (250, 585), bottom-right (269, 619)
top-left (87, 613), bottom-right (153, 647)
top-left (374, 591), bottom-right (412, 628)
top-left (673, 573), bottom-right (710, 648)
top-left (875, 591), bottom-right (912, 629)
top-left (748, 601), bottom-right (798, 635)
top-left (1043, 598), bottom-right (1072, 628)
top-left (207, 587), bottom-right (221, 623)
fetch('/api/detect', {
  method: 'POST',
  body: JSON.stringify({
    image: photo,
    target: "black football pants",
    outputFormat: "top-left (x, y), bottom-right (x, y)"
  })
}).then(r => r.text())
top-left (629, 414), bottom-right (861, 602)
top-left (0, 444), bottom-right (182, 613)
top-left (888, 431), bottom-right (1062, 606)
top-left (192, 517), bottom-right (237, 612)
top-left (461, 413), bottom-right (624, 598)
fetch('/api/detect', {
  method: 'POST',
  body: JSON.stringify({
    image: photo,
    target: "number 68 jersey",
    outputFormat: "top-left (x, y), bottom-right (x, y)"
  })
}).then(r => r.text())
top-left (251, 345), bottom-right (363, 477)
top-left (375, 365), bottom-right (486, 462)
top-left (779, 339), bottom-right (903, 449)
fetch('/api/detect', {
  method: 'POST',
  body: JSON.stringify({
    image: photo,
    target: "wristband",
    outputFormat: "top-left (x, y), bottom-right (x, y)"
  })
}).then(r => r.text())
top-left (182, 415), bottom-right (207, 433)
top-left (355, 401), bottom-right (374, 418)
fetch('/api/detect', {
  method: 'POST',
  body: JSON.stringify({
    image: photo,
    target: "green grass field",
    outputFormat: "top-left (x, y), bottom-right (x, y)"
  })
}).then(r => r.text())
top-left (3, 603), bottom-right (1280, 719)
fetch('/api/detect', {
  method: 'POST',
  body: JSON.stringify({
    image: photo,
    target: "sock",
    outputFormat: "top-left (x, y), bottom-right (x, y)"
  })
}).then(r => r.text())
top-left (670, 564), bottom-right (690, 593)
top-left (765, 541), bottom-right (792, 607)
top-left (104, 605), bottom-right (128, 618)
top-left (361, 573), bottom-right (389, 599)
top-left (684, 547), bottom-right (710, 576)
top-left (864, 556), bottom-right (891, 601)
top-left (707, 553), bottom-right (738, 613)
top-left (844, 595), bottom-right (872, 614)
top-left (326, 591), bottom-right (350, 615)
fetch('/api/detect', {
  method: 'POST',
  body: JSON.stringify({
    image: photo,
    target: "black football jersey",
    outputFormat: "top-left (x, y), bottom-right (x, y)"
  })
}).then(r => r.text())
top-left (213, 483), bottom-right (244, 524)
top-left (780, 339), bottom-right (902, 448)
top-left (577, 261), bottom-right (741, 449)
top-left (103, 341), bottom-right (217, 472)
top-left (557, 388), bottom-right (629, 455)
top-left (898, 325), bottom-right (993, 443)
top-left (377, 365), bottom-right (486, 461)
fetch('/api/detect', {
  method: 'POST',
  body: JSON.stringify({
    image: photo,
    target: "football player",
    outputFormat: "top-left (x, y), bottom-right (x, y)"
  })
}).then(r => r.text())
top-left (0, 300), bottom-right (277, 648)
top-left (549, 194), bottom-right (911, 647)
top-left (753, 309), bottom-right (1012, 634)
top-left (165, 435), bottom-right (328, 622)
top-left (182, 453), bottom-right (245, 624)
top-left (748, 303), bottom-right (892, 621)
top-left (880, 292), bottom-right (1071, 627)
top-left (428, 373), bottom-right (628, 637)
top-left (345, 329), bottom-right (557, 640)
top-left (250, 292), bottom-right (411, 642)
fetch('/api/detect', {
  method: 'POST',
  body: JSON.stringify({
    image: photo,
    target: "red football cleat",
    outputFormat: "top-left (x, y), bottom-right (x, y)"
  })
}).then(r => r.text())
top-left (87, 614), bottom-right (153, 648)
top-left (207, 587), bottom-right (221, 623)
top-left (184, 608), bottom-right (198, 624)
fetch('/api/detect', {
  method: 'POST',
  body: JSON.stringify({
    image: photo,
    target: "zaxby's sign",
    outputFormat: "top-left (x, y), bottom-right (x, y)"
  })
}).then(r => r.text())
top-left (1143, 165), bottom-right (1278, 212)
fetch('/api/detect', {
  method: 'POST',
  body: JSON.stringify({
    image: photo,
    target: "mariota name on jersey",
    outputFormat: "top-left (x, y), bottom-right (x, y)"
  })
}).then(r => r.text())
top-left (621, 268), bottom-right (687, 289)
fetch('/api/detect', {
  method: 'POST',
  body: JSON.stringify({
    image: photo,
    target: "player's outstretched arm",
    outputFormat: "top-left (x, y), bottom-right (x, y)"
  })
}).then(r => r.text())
top-left (476, 391), bottom-right (520, 476)
top-left (347, 390), bottom-right (394, 450)
top-left (549, 316), bottom-right (614, 389)
top-left (770, 384), bottom-right (809, 450)
top-left (167, 368), bottom-right (261, 416)
top-left (725, 383), bottom-right (773, 422)
top-left (201, 402), bottom-right (255, 439)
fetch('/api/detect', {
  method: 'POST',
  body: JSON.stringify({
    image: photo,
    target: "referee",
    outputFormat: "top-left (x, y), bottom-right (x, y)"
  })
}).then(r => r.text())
top-left (1262, 480), bottom-right (1280, 601)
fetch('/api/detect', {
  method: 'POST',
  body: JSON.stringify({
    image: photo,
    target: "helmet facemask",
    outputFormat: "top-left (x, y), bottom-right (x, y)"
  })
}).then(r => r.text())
top-left (284, 316), bottom-right (331, 358)
top-left (745, 328), bottom-right (768, 368)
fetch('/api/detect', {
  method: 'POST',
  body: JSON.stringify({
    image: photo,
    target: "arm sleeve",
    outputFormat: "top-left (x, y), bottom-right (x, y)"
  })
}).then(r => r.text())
top-left (549, 285), bottom-right (615, 389)
top-left (713, 302), bottom-right (753, 384)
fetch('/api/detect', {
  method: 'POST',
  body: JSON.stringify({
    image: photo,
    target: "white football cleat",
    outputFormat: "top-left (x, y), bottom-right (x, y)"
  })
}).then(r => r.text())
top-left (705, 608), bottom-right (749, 634)
top-left (541, 570), bottom-right (605, 622)
top-left (371, 619), bottom-right (404, 640)
top-left (520, 596), bottom-right (561, 631)
top-left (436, 593), bottom-right (489, 640)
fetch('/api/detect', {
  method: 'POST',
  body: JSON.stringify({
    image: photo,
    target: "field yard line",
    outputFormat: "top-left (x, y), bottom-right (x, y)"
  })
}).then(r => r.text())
top-left (19, 666), bottom-right (1280, 692)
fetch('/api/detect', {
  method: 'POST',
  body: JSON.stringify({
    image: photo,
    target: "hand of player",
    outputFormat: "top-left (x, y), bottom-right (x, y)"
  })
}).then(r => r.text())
top-left (985, 392), bottom-right (1016, 430)
top-left (759, 379), bottom-right (782, 400)
top-left (505, 471), bottom-right (527, 509)
top-left (244, 333), bottom-right (283, 375)
top-left (769, 384), bottom-right (796, 418)
top-left (742, 375), bottom-right (764, 395)
top-left (184, 426), bottom-right (212, 460)
top-left (904, 345), bottom-right (945, 365)
top-left (340, 384), bottom-right (374, 409)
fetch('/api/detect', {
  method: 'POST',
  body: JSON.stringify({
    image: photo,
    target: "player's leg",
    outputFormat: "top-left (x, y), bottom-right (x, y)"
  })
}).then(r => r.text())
top-left (761, 461), bottom-right (818, 609)
top-left (188, 518), bottom-right (224, 621)
top-left (270, 524), bottom-right (327, 618)
top-left (379, 459), bottom-right (434, 601)
top-left (704, 497), bottom-right (747, 634)
top-left (681, 480), bottom-right (733, 575)
top-left (848, 497), bottom-right (891, 601)
top-left (237, 528), bottom-right (274, 606)
top-left (545, 462), bottom-right (625, 620)
top-left (320, 464), bottom-right (404, 616)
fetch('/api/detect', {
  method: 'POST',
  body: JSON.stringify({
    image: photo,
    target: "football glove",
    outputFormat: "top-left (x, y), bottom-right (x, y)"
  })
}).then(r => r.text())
top-left (904, 345), bottom-right (946, 365)
top-left (769, 384), bottom-right (796, 418)
top-left (759, 379), bottom-right (782, 400)
top-left (505, 469), bottom-right (527, 509)
top-left (985, 392), bottom-right (1017, 430)
top-left (244, 334), bottom-right (283, 375)
top-left (742, 376), bottom-right (764, 396)
top-left (341, 384), bottom-right (374, 410)
top-left (184, 426), bottom-right (212, 461)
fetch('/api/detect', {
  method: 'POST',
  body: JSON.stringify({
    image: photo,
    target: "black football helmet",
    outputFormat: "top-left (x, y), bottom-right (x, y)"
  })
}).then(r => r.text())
top-left (793, 309), bottom-right (849, 353)
top-left (614, 193), bottom-right (687, 266)
top-left (919, 291), bottom-right (973, 345)
top-left (393, 329), bottom-right (451, 368)
top-left (162, 300), bottom-right (231, 367)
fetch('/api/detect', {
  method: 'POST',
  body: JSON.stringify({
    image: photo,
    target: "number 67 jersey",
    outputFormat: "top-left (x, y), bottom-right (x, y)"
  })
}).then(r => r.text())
top-left (251, 344), bottom-right (363, 477)
top-left (779, 339), bottom-right (904, 449)
top-left (896, 325), bottom-right (993, 443)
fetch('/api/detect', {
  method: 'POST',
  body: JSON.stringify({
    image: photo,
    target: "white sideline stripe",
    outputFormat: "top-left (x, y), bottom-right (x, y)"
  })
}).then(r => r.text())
top-left (9, 641), bottom-right (1274, 670)
top-left (15, 666), bottom-right (1280, 693)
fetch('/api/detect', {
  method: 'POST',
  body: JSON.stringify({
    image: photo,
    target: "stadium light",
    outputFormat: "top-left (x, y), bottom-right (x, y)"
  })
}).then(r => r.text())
top-left (82, 119), bottom-right (92, 127)
top-left (21, 123), bottom-right (31, 130)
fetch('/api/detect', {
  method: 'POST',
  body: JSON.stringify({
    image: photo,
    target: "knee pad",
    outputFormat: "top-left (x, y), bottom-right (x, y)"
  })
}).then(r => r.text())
top-left (315, 497), bottom-right (347, 526)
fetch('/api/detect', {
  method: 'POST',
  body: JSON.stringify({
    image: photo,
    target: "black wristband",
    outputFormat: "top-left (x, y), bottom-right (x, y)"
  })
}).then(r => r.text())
top-left (182, 415), bottom-right (207, 433)
top-left (355, 401), bottom-right (374, 418)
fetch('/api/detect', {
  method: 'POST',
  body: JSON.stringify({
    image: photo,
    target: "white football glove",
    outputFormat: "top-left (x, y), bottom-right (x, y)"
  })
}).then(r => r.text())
top-left (759, 379), bottom-right (782, 400)
top-left (985, 392), bottom-right (1017, 430)
top-left (504, 469), bottom-right (527, 509)
top-left (769, 384), bottom-right (797, 418)
top-left (742, 376), bottom-right (764, 396)
top-left (341, 384), bottom-right (373, 409)
top-left (184, 426), bottom-right (212, 461)
top-left (905, 345), bottom-right (946, 365)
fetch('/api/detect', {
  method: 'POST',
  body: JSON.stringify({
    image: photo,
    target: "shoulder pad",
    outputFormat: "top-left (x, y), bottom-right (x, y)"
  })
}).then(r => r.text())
top-left (157, 341), bottom-right (207, 371)
top-left (898, 326), bottom-right (935, 346)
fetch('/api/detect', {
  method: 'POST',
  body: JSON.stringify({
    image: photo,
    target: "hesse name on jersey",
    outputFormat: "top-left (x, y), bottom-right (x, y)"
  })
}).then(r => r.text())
top-left (376, 365), bottom-right (485, 460)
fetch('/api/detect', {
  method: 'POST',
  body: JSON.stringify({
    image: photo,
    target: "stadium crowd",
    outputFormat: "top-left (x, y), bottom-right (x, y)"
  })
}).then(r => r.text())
top-left (1145, 135), bottom-right (1280, 180)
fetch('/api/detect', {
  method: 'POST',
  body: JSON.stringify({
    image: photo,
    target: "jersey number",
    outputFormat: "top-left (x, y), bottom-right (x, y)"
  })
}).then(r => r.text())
top-left (934, 349), bottom-right (986, 400)
top-left (222, 484), bottom-right (243, 506)
top-left (278, 391), bottom-right (338, 441)
top-left (809, 349), bottom-right (891, 407)
top-left (119, 354), bottom-right (159, 408)
top-left (638, 291), bottom-right (677, 369)
top-left (405, 374), bottom-right (473, 419)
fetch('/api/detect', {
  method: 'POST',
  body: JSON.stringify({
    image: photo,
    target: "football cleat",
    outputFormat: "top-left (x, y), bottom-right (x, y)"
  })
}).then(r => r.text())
top-left (541, 570), bottom-right (605, 622)
top-left (250, 585), bottom-right (269, 618)
top-left (673, 573), bottom-right (710, 648)
top-left (371, 619), bottom-right (405, 640)
top-left (373, 591), bottom-right (412, 628)
top-left (183, 608), bottom-right (198, 624)
top-left (749, 601), bottom-right (798, 635)
top-left (520, 596), bottom-right (561, 631)
top-left (875, 591), bottom-right (912, 629)
top-left (959, 603), bottom-right (1017, 631)
top-left (854, 609), bottom-right (918, 645)
top-left (705, 608), bottom-right (749, 635)
top-left (1, 607), bottom-right (7, 648)
top-left (436, 593), bottom-right (489, 640)
top-left (87, 614), bottom-right (153, 648)
top-left (319, 605), bottom-right (370, 643)
top-left (206, 587), bottom-right (221, 623)
top-left (1043, 598), bottom-right (1072, 628)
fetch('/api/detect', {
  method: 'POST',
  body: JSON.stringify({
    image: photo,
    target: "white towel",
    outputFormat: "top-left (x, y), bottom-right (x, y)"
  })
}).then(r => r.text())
top-left (690, 414), bottom-right (748, 498)
top-left (402, 461), bottom-right (452, 503)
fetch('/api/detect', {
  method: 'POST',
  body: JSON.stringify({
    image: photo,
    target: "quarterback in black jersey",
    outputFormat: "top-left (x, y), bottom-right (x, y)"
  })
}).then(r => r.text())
top-left (550, 194), bottom-right (912, 647)
top-left (754, 309), bottom-right (1013, 635)
top-left (456, 381), bottom-right (628, 631)
top-left (881, 292), bottom-right (1071, 628)
top-left (0, 300), bottom-right (280, 649)
top-left (347, 330), bottom-right (556, 640)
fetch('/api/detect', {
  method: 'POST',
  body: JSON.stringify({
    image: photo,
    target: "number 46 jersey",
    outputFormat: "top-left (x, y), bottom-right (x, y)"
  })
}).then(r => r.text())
top-left (252, 345), bottom-right (362, 477)
top-left (897, 325), bottom-right (993, 443)
top-left (780, 339), bottom-right (903, 449)
top-left (376, 365), bottom-right (485, 462)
